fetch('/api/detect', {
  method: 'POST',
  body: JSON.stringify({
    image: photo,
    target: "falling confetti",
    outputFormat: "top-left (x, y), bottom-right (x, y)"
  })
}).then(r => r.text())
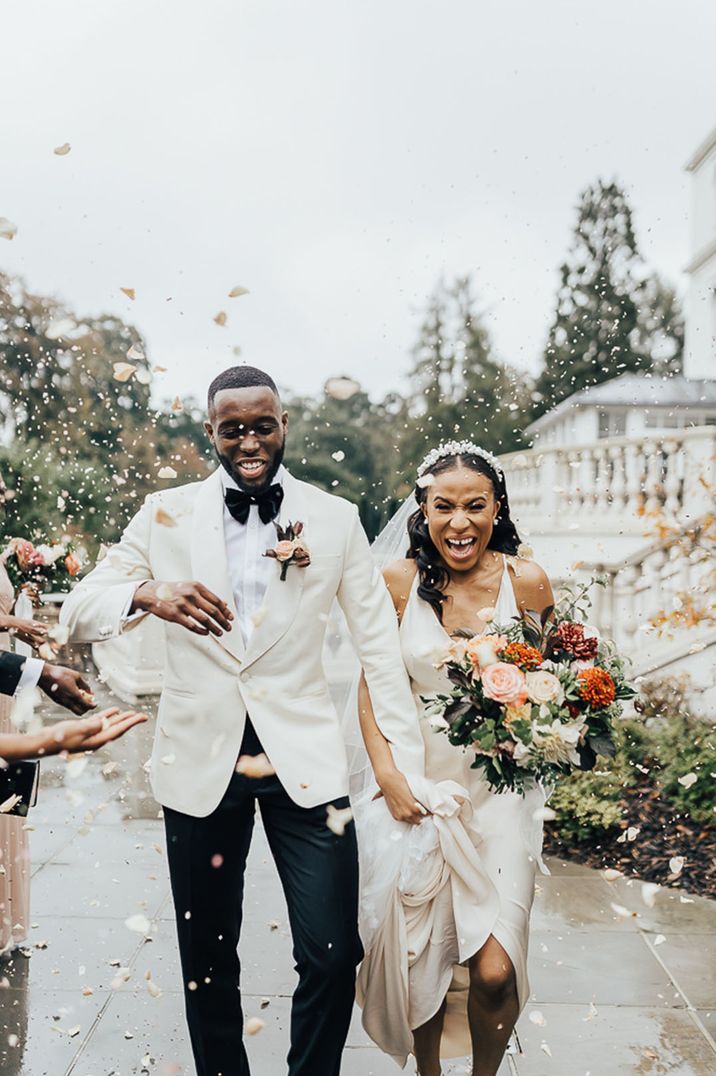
top-left (326, 804), bottom-right (353, 836)
top-left (325, 376), bottom-right (360, 400)
top-left (678, 772), bottom-right (698, 789)
top-left (157, 466), bottom-right (178, 480)
top-left (124, 914), bottom-right (151, 934)
top-left (53, 142), bottom-right (71, 155)
top-left (228, 286), bottom-right (250, 298)
top-left (155, 508), bottom-right (177, 527)
top-left (641, 883), bottom-right (660, 908)
top-left (120, 287), bottom-right (136, 300)
top-left (0, 217), bottom-right (18, 240)
top-left (214, 311), bottom-right (227, 326)
top-left (126, 342), bottom-right (145, 361)
top-left (113, 362), bottom-right (137, 383)
top-left (245, 1017), bottom-right (265, 1035)
top-left (669, 856), bottom-right (685, 876)
top-left (236, 754), bottom-right (276, 778)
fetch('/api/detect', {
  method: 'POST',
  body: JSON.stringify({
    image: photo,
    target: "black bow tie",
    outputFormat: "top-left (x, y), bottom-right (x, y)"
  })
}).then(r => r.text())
top-left (224, 483), bottom-right (284, 526)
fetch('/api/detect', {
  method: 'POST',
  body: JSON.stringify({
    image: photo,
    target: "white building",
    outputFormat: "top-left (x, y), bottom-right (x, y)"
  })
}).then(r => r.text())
top-left (685, 126), bottom-right (716, 381)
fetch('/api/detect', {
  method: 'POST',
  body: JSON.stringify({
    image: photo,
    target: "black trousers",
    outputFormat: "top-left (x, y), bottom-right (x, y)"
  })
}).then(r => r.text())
top-left (163, 722), bottom-right (363, 1076)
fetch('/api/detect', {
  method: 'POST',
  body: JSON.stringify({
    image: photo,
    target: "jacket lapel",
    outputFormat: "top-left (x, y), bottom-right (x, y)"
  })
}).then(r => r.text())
top-left (190, 469), bottom-right (245, 664)
top-left (241, 472), bottom-right (308, 671)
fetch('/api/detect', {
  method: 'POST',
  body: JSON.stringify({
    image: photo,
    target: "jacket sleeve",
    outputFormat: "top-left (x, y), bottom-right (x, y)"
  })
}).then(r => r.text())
top-left (336, 505), bottom-right (425, 778)
top-left (0, 651), bottom-right (26, 697)
top-left (60, 495), bottom-right (155, 643)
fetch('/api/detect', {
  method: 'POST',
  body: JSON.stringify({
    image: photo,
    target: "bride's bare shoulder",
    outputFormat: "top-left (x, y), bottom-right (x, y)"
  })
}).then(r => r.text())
top-left (507, 555), bottom-right (553, 612)
top-left (382, 559), bottom-right (418, 618)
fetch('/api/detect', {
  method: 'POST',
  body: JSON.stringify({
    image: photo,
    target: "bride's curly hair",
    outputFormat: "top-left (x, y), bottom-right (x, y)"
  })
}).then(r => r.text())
top-left (407, 452), bottom-right (521, 621)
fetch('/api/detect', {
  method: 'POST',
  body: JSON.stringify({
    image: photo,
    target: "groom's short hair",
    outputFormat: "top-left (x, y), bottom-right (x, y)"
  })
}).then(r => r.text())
top-left (207, 366), bottom-right (280, 411)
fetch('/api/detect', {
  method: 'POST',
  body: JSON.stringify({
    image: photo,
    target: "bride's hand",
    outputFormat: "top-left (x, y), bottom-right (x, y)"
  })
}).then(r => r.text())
top-left (374, 768), bottom-right (427, 825)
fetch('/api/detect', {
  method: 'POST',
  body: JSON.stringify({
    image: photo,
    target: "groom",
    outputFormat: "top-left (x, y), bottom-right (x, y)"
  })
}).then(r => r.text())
top-left (60, 365), bottom-right (424, 1076)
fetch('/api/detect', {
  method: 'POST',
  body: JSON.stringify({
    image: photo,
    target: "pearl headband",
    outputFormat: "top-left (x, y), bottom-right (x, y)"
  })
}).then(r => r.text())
top-left (416, 439), bottom-right (504, 480)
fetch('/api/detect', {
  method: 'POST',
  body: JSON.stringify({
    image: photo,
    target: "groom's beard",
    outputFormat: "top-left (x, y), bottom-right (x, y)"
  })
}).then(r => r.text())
top-left (214, 437), bottom-right (286, 494)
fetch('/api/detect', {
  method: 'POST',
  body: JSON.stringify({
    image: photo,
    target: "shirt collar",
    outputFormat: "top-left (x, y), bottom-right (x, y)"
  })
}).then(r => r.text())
top-left (219, 464), bottom-right (286, 494)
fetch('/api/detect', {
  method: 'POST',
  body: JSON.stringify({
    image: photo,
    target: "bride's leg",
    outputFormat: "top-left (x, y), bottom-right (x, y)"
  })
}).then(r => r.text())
top-left (467, 936), bottom-right (519, 1076)
top-left (413, 996), bottom-right (446, 1076)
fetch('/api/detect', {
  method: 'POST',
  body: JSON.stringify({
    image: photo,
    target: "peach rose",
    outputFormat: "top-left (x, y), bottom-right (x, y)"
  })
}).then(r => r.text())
top-left (481, 662), bottom-right (528, 707)
top-left (12, 539), bottom-right (38, 571)
top-left (64, 552), bottom-right (82, 576)
top-left (274, 540), bottom-right (295, 562)
top-left (525, 669), bottom-right (564, 706)
top-left (466, 634), bottom-right (507, 670)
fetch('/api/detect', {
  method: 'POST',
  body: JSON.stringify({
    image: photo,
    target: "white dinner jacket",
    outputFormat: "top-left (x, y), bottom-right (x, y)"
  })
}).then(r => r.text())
top-left (60, 469), bottom-right (425, 816)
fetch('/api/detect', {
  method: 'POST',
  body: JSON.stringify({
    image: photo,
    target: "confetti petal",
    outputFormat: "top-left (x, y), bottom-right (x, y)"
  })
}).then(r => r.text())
top-left (245, 1017), bottom-right (264, 1035)
top-left (126, 343), bottom-right (145, 361)
top-left (124, 914), bottom-right (151, 934)
top-left (678, 772), bottom-right (698, 789)
top-left (155, 508), bottom-right (177, 527)
top-left (641, 883), bottom-right (660, 908)
top-left (0, 218), bottom-right (17, 241)
top-left (53, 142), bottom-right (71, 156)
top-left (120, 287), bottom-right (135, 300)
top-left (236, 753), bottom-right (276, 779)
top-left (326, 804), bottom-right (353, 836)
top-left (113, 362), bottom-right (136, 382)
top-left (157, 466), bottom-right (177, 479)
top-left (228, 286), bottom-right (250, 298)
top-left (669, 856), bottom-right (685, 876)
top-left (213, 311), bottom-right (227, 326)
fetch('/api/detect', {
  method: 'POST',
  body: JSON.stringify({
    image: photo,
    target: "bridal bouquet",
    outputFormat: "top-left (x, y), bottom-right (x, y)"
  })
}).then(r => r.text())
top-left (1, 536), bottom-right (86, 597)
top-left (423, 581), bottom-right (637, 794)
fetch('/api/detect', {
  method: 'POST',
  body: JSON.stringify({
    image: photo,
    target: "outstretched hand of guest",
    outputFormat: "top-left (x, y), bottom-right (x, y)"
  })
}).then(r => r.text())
top-left (45, 707), bottom-right (148, 754)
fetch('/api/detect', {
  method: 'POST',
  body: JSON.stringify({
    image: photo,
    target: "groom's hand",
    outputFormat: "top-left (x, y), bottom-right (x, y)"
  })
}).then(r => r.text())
top-left (131, 581), bottom-right (233, 636)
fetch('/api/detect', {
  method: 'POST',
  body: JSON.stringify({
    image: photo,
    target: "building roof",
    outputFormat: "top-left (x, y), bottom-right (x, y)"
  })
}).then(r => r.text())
top-left (685, 126), bottom-right (716, 172)
top-left (526, 374), bottom-right (716, 435)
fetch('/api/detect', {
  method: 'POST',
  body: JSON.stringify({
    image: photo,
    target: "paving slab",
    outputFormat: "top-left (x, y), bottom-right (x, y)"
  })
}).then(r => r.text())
top-left (1, 685), bottom-right (714, 1075)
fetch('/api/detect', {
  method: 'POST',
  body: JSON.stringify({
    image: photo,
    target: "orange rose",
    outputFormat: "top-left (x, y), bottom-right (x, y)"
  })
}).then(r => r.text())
top-left (481, 662), bottom-right (528, 707)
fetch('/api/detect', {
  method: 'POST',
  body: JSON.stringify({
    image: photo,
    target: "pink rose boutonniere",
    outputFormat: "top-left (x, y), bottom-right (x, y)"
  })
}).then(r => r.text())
top-left (264, 520), bottom-right (311, 581)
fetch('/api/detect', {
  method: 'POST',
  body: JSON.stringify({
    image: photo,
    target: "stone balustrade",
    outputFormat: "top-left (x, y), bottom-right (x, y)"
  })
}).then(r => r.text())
top-left (500, 426), bottom-right (716, 536)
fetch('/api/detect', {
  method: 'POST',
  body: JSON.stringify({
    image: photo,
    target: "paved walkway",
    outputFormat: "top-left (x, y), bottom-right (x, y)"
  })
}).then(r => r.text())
top-left (1, 690), bottom-right (715, 1075)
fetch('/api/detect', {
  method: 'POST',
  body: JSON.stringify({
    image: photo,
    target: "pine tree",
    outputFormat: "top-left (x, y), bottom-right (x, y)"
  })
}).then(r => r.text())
top-left (635, 275), bottom-right (684, 376)
top-left (397, 277), bottom-right (532, 479)
top-left (534, 180), bottom-right (648, 415)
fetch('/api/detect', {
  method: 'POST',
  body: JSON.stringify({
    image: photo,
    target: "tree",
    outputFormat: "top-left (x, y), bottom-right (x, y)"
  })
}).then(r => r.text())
top-left (635, 275), bottom-right (684, 377)
top-left (284, 386), bottom-right (400, 539)
top-left (0, 273), bottom-right (211, 550)
top-left (534, 181), bottom-right (649, 415)
top-left (396, 277), bottom-right (532, 480)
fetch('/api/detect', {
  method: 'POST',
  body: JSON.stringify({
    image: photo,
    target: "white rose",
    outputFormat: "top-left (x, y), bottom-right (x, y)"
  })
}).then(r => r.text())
top-left (525, 670), bottom-right (564, 706)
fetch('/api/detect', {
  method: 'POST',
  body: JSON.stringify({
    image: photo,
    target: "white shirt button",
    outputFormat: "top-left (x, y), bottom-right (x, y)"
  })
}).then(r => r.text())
top-left (240, 672), bottom-right (250, 683)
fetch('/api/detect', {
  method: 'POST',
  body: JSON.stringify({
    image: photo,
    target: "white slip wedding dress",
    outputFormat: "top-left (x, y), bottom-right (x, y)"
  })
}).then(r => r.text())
top-left (357, 557), bottom-right (546, 1066)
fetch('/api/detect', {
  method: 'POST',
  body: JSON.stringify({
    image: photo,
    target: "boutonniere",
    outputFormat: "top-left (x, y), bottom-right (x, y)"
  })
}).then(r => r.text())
top-left (264, 520), bottom-right (311, 581)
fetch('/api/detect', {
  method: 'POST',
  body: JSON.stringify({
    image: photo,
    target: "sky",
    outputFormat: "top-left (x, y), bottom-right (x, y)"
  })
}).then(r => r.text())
top-left (1, 0), bottom-right (715, 407)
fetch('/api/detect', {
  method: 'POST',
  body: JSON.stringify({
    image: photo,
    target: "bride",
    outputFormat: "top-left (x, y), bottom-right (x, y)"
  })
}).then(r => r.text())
top-left (353, 440), bottom-right (554, 1076)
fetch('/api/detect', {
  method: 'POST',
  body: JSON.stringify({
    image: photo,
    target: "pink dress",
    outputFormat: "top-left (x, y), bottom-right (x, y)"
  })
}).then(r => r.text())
top-left (0, 564), bottom-right (31, 952)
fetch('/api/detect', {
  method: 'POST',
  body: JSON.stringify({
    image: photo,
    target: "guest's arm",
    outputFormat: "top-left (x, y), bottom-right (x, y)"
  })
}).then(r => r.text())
top-left (0, 707), bottom-right (147, 762)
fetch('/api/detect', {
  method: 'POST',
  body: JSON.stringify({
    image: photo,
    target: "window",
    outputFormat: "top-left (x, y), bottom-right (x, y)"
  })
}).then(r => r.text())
top-left (598, 409), bottom-right (627, 438)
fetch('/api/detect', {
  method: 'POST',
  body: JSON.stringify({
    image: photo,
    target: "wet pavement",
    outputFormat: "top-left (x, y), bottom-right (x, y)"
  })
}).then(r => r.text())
top-left (1, 690), bottom-right (714, 1076)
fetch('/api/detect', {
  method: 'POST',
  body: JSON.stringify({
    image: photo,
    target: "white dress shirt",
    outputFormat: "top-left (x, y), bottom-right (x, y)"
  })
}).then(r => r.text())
top-left (221, 466), bottom-right (286, 644)
top-left (16, 655), bottom-right (43, 693)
